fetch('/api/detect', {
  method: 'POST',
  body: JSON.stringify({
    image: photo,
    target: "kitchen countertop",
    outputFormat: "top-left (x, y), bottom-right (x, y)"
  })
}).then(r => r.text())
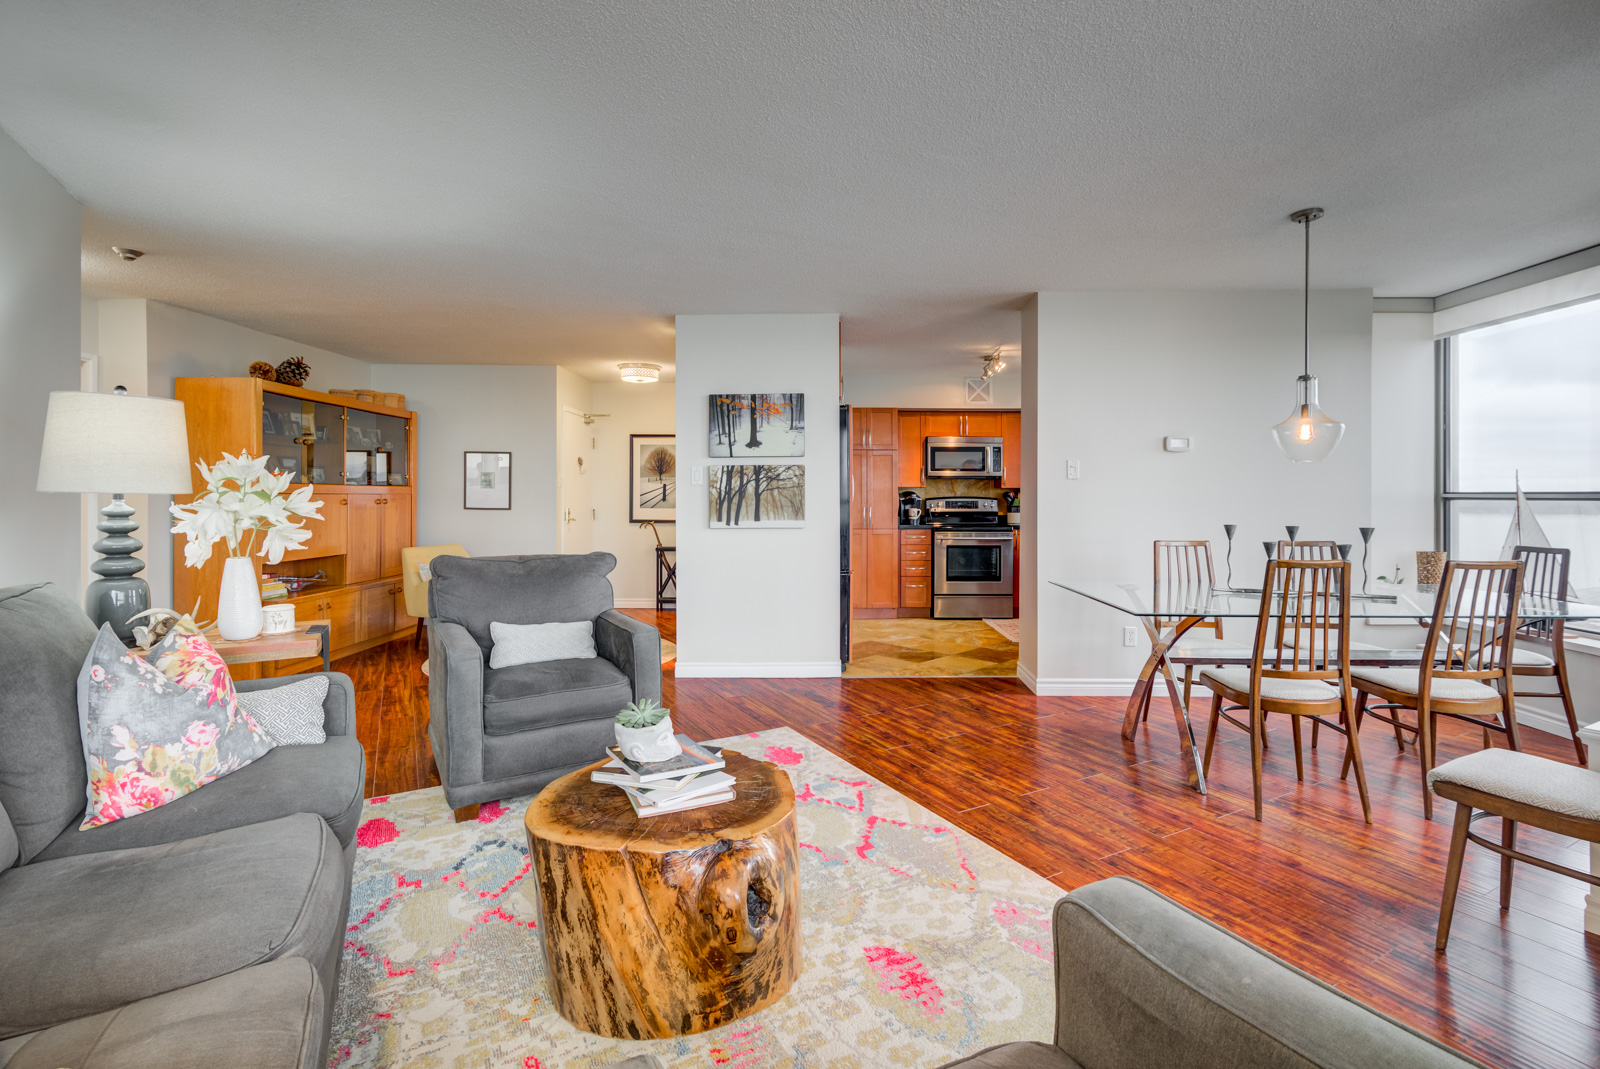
top-left (899, 524), bottom-right (1018, 532)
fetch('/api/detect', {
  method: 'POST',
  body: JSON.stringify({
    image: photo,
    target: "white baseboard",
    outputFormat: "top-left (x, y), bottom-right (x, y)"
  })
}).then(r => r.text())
top-left (1515, 701), bottom-right (1575, 739)
top-left (1019, 666), bottom-right (1136, 697)
top-left (613, 597), bottom-right (665, 609)
top-left (674, 661), bottom-right (841, 679)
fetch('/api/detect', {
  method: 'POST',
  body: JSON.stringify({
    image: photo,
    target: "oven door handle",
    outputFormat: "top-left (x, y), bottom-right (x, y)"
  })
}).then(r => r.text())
top-left (936, 536), bottom-right (1011, 545)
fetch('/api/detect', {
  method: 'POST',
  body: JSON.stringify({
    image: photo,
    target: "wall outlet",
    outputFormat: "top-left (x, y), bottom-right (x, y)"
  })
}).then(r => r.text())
top-left (1067, 459), bottom-right (1081, 480)
top-left (1122, 626), bottom-right (1138, 647)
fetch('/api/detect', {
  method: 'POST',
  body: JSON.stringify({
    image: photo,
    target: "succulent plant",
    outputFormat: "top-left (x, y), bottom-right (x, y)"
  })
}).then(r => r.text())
top-left (616, 697), bottom-right (669, 729)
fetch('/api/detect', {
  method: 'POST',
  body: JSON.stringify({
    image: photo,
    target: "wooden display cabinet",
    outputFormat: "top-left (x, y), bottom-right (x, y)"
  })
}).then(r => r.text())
top-left (172, 377), bottom-right (420, 677)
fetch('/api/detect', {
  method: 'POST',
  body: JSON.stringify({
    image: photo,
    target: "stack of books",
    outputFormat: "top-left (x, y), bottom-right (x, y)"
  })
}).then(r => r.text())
top-left (259, 579), bottom-right (289, 602)
top-left (592, 735), bottom-right (735, 817)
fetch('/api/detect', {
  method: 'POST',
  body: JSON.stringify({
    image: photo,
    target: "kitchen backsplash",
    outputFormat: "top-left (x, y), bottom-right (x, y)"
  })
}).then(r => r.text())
top-left (903, 477), bottom-right (1006, 500)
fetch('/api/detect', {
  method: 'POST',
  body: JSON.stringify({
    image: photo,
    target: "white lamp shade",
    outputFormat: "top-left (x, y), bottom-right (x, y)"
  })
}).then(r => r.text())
top-left (36, 391), bottom-right (193, 494)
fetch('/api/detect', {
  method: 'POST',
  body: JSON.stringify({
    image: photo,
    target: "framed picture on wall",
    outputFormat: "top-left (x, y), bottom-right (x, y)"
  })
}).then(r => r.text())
top-left (464, 451), bottom-right (512, 509)
top-left (629, 434), bottom-right (676, 523)
top-left (708, 394), bottom-right (805, 457)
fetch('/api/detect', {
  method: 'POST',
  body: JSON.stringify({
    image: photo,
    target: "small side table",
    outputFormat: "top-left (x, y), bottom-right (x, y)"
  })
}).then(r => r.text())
top-left (655, 545), bottom-right (677, 612)
top-left (204, 623), bottom-right (331, 672)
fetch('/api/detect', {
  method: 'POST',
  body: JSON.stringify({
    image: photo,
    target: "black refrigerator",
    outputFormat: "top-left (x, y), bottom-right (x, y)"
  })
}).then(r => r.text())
top-left (839, 403), bottom-right (851, 664)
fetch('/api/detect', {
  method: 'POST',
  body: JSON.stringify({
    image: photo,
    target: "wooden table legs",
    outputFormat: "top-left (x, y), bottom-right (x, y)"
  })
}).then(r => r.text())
top-left (1121, 615), bottom-right (1207, 793)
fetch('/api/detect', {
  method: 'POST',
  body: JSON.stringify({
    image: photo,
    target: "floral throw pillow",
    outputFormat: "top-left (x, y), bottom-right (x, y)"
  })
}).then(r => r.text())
top-left (76, 624), bottom-right (276, 829)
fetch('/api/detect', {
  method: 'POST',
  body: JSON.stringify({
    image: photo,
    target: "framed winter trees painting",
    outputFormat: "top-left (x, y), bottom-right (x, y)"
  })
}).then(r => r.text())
top-left (708, 464), bottom-right (805, 528)
top-left (708, 394), bottom-right (805, 457)
top-left (463, 451), bottom-right (511, 509)
top-left (629, 434), bottom-right (676, 523)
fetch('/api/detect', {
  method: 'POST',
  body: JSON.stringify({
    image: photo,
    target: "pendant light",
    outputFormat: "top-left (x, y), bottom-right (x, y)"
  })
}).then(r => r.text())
top-left (1271, 207), bottom-right (1344, 462)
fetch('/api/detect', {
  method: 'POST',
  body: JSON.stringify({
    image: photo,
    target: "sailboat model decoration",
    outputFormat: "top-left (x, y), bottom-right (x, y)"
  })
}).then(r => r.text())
top-left (1499, 473), bottom-right (1579, 600)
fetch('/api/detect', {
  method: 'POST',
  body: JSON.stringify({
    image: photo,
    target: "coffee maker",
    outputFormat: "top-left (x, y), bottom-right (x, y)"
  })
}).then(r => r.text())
top-left (899, 489), bottom-right (923, 526)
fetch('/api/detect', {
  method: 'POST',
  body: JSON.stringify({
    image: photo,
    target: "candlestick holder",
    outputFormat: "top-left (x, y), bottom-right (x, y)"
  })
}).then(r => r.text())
top-left (1358, 527), bottom-right (1375, 595)
top-left (1223, 524), bottom-right (1237, 588)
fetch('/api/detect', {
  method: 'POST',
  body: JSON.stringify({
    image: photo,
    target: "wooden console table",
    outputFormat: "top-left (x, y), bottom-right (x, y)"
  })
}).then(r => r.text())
top-left (523, 750), bottom-right (799, 1038)
top-left (655, 545), bottom-right (676, 611)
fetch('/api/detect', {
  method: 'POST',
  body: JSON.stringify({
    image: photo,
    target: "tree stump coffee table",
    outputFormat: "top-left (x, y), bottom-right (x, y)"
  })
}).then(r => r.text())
top-left (523, 750), bottom-right (801, 1039)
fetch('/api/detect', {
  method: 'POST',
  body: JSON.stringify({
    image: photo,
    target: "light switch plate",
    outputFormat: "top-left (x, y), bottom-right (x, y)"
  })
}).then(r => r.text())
top-left (1163, 436), bottom-right (1192, 452)
top-left (692, 466), bottom-right (704, 485)
top-left (1067, 460), bottom-right (1080, 480)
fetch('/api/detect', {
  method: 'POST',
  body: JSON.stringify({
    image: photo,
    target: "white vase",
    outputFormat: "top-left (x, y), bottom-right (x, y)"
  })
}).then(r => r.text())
top-left (614, 715), bottom-right (681, 763)
top-left (216, 556), bottom-right (263, 641)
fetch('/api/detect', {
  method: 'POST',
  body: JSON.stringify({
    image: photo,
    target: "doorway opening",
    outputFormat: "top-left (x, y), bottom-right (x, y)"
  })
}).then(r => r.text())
top-left (843, 405), bottom-right (1020, 678)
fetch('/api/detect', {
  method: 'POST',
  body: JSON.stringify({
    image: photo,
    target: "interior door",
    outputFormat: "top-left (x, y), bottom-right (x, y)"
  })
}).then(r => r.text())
top-left (560, 410), bottom-right (594, 553)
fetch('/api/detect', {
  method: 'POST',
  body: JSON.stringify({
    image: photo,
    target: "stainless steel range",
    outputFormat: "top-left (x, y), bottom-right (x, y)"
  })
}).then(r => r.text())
top-left (922, 498), bottom-right (1015, 619)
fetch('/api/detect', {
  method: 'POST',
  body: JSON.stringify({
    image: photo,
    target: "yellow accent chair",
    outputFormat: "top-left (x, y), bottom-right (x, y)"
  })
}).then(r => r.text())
top-left (400, 544), bottom-right (469, 649)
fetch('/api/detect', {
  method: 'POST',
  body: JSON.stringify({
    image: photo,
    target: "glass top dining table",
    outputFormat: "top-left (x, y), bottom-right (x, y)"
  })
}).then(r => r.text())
top-left (1050, 579), bottom-right (1600, 794)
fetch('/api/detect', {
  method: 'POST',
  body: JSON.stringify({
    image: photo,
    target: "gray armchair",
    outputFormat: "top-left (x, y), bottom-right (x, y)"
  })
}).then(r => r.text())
top-left (939, 877), bottom-right (1484, 1069)
top-left (427, 553), bottom-right (662, 821)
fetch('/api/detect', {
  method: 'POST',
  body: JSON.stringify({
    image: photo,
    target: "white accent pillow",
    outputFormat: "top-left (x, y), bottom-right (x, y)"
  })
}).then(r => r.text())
top-left (240, 675), bottom-right (330, 745)
top-left (489, 620), bottom-right (597, 669)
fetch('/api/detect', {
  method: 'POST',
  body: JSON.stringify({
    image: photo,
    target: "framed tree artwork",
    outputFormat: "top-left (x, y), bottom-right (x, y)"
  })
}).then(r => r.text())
top-left (464, 451), bottom-right (512, 509)
top-left (707, 464), bottom-right (805, 528)
top-left (708, 394), bottom-right (805, 458)
top-left (629, 434), bottom-right (676, 523)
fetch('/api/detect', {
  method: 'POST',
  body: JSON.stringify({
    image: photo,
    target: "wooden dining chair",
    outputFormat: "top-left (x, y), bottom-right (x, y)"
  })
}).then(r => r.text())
top-left (1502, 545), bottom-right (1586, 764)
top-left (1276, 540), bottom-right (1340, 561)
top-left (1140, 541), bottom-right (1226, 723)
top-left (1198, 559), bottom-right (1371, 823)
top-left (1344, 560), bottom-right (1524, 820)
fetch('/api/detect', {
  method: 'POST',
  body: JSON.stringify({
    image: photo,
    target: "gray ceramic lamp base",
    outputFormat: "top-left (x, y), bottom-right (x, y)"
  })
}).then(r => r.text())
top-left (86, 493), bottom-right (150, 646)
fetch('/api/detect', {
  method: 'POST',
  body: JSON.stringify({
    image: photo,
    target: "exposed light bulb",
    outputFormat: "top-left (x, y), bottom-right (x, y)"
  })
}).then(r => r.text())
top-left (1297, 418), bottom-right (1312, 442)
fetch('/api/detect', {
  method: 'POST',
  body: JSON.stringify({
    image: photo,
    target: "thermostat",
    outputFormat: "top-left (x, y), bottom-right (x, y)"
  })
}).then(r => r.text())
top-left (1163, 436), bottom-right (1191, 452)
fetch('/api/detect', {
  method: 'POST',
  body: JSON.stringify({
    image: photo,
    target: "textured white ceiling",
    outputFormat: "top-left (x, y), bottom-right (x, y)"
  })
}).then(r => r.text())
top-left (2, 1), bottom-right (1598, 380)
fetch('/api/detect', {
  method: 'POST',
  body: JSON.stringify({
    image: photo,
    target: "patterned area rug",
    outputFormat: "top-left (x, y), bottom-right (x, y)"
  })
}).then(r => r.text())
top-left (330, 727), bottom-right (1059, 1068)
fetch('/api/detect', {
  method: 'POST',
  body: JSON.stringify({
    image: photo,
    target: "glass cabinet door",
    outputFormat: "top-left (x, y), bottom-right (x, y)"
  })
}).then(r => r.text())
top-left (261, 393), bottom-right (344, 484)
top-left (344, 408), bottom-right (410, 485)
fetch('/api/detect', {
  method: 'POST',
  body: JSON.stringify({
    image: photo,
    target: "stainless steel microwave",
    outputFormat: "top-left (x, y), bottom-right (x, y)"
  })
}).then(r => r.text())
top-left (924, 436), bottom-right (1004, 479)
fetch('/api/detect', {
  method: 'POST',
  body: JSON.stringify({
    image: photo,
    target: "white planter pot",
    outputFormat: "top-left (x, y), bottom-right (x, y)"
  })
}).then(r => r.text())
top-left (216, 557), bottom-right (263, 641)
top-left (614, 714), bottom-right (681, 763)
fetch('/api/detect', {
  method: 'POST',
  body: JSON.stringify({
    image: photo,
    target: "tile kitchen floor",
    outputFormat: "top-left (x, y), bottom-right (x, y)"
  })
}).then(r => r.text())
top-left (845, 617), bottom-right (1018, 677)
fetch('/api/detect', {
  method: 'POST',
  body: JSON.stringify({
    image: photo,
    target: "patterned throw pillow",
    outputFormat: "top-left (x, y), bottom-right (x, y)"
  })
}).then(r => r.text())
top-left (76, 625), bottom-right (276, 829)
top-left (488, 620), bottom-right (597, 669)
top-left (240, 675), bottom-right (329, 745)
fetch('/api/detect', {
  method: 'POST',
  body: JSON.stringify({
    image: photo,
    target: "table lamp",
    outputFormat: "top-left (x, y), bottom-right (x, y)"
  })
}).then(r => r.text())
top-left (36, 387), bottom-right (192, 643)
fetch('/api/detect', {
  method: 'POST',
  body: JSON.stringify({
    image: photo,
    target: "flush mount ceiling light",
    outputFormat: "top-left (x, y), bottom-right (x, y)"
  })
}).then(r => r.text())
top-left (618, 363), bottom-right (660, 383)
top-left (980, 350), bottom-right (1009, 380)
top-left (1271, 208), bottom-right (1345, 463)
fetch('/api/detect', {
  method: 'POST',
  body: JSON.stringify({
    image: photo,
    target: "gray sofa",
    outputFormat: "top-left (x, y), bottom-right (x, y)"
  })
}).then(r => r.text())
top-left (427, 553), bottom-right (662, 820)
top-left (939, 877), bottom-right (1485, 1069)
top-left (0, 582), bottom-right (366, 1069)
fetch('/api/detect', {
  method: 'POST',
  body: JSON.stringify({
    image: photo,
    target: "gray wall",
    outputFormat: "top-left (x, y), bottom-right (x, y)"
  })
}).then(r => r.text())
top-left (371, 364), bottom-right (562, 556)
top-left (0, 126), bottom-right (82, 593)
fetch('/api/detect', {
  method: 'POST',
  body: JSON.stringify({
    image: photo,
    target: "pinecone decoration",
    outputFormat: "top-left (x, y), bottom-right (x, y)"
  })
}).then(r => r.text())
top-left (275, 356), bottom-right (311, 386)
top-left (247, 361), bottom-right (277, 381)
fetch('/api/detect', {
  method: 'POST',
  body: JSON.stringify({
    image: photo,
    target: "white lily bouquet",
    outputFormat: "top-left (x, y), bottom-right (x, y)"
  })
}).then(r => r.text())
top-left (169, 453), bottom-right (323, 640)
top-left (170, 452), bottom-right (324, 566)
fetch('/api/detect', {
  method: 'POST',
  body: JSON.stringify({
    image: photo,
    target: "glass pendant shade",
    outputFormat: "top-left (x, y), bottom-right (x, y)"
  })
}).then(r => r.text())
top-left (1272, 374), bottom-right (1344, 462)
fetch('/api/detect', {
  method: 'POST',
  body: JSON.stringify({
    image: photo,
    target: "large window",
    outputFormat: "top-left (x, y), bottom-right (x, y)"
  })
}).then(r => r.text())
top-left (1443, 299), bottom-right (1600, 610)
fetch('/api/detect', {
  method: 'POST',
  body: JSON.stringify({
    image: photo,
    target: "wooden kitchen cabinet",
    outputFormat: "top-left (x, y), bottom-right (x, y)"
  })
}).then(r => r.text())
top-left (851, 407), bottom-right (897, 451)
top-left (362, 583), bottom-right (396, 638)
top-left (922, 412), bottom-right (962, 437)
top-left (865, 450), bottom-right (898, 529)
top-left (897, 412), bottom-right (923, 485)
top-left (865, 530), bottom-right (900, 609)
top-left (1001, 411), bottom-right (1022, 488)
top-left (346, 492), bottom-right (382, 584)
top-left (963, 412), bottom-right (1002, 436)
top-left (898, 529), bottom-right (933, 617)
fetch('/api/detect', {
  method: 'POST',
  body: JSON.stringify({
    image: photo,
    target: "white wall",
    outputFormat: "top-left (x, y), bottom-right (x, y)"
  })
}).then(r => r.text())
top-left (0, 125), bottom-right (82, 593)
top-left (99, 298), bottom-right (375, 603)
top-left (1369, 311), bottom-right (1437, 584)
top-left (845, 366), bottom-right (1021, 408)
top-left (674, 314), bottom-right (841, 676)
top-left (1022, 290), bottom-right (1374, 692)
top-left (589, 380), bottom-right (676, 606)
top-left (370, 364), bottom-right (561, 557)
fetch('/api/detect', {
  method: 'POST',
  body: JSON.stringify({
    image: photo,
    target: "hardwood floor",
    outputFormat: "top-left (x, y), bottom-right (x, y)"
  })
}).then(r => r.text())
top-left (333, 610), bottom-right (1600, 1069)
